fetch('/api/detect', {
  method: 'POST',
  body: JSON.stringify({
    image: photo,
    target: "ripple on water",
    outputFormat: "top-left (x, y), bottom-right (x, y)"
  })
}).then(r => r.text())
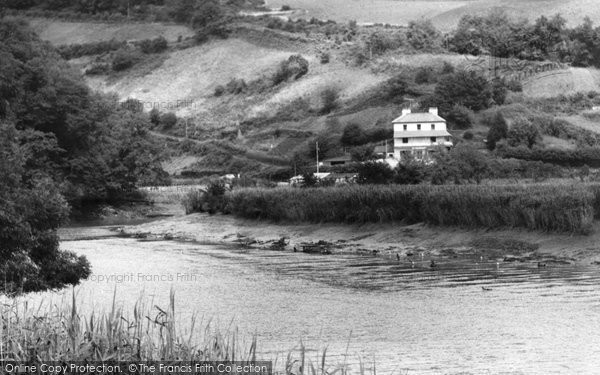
top-left (18, 238), bottom-right (600, 375)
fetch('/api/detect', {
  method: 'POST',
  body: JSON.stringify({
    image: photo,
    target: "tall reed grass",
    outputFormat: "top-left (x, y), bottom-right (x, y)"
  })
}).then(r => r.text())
top-left (0, 292), bottom-right (364, 375)
top-left (227, 184), bottom-right (597, 233)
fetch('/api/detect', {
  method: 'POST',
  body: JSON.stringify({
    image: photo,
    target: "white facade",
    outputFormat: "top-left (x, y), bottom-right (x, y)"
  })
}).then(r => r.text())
top-left (393, 107), bottom-right (453, 161)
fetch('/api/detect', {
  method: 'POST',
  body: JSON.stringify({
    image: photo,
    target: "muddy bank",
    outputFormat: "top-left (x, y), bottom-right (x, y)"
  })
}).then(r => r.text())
top-left (117, 212), bottom-right (600, 266)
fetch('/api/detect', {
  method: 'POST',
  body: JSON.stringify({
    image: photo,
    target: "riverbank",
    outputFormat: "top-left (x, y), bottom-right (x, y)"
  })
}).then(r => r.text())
top-left (117, 211), bottom-right (600, 266)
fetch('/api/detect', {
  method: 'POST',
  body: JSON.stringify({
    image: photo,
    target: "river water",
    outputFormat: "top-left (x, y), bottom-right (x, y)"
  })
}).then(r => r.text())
top-left (26, 226), bottom-right (600, 374)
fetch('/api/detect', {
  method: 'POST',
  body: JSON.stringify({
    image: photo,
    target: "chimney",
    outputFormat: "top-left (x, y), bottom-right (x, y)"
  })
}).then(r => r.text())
top-left (401, 108), bottom-right (411, 116)
top-left (428, 107), bottom-right (438, 115)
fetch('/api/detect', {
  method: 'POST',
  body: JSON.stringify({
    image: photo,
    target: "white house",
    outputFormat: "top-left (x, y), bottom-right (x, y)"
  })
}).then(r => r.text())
top-left (392, 107), bottom-right (453, 161)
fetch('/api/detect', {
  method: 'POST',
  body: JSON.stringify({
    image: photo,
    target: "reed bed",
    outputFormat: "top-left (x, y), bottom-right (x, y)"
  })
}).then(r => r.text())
top-left (227, 184), bottom-right (598, 233)
top-left (0, 291), bottom-right (367, 375)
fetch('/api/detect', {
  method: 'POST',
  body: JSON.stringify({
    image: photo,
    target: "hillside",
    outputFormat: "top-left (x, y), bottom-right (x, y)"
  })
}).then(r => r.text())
top-left (27, 10), bottom-right (600, 178)
top-left (265, 0), bottom-right (600, 31)
top-left (28, 18), bottom-right (193, 44)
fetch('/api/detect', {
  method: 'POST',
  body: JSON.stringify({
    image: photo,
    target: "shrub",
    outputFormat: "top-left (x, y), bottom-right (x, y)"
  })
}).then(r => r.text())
top-left (182, 181), bottom-right (228, 214)
top-left (383, 74), bottom-right (408, 102)
top-left (272, 55), bottom-right (309, 85)
top-left (485, 111), bottom-right (508, 150)
top-left (341, 122), bottom-right (365, 146)
top-left (214, 85), bottom-right (225, 97)
top-left (415, 66), bottom-right (435, 84)
top-left (445, 105), bottom-right (474, 129)
top-left (507, 118), bottom-right (540, 148)
top-left (57, 39), bottom-right (125, 59)
top-left (160, 112), bottom-right (178, 128)
top-left (320, 86), bottom-right (340, 114)
top-left (149, 108), bottom-right (160, 125)
top-left (225, 78), bottom-right (247, 94)
top-left (139, 36), bottom-right (168, 54)
top-left (281, 5), bottom-right (291, 11)
top-left (84, 63), bottom-right (110, 75)
top-left (357, 161), bottom-right (394, 184)
top-left (111, 49), bottom-right (141, 71)
top-left (320, 52), bottom-right (330, 64)
top-left (463, 131), bottom-right (474, 140)
top-left (406, 19), bottom-right (441, 50)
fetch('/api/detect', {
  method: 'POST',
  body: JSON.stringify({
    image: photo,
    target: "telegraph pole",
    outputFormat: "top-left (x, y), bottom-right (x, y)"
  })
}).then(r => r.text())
top-left (316, 141), bottom-right (319, 174)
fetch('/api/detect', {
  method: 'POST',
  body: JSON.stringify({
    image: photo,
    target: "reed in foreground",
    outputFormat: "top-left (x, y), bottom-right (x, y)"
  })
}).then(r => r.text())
top-left (0, 291), bottom-right (369, 375)
top-left (226, 184), bottom-right (596, 233)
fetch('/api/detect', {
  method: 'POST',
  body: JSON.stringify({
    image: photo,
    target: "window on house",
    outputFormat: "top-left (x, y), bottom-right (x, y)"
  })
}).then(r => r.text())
top-left (431, 137), bottom-right (437, 143)
top-left (431, 124), bottom-right (435, 130)
top-left (402, 138), bottom-right (408, 144)
top-left (403, 124), bottom-right (407, 131)
top-left (417, 124), bottom-right (421, 130)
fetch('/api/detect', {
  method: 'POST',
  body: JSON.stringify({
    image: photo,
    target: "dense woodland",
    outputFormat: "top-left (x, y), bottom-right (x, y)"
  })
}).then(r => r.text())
top-left (0, 17), bottom-right (168, 294)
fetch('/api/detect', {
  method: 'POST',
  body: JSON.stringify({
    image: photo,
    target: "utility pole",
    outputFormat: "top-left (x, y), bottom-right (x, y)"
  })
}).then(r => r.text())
top-left (316, 141), bottom-right (319, 174)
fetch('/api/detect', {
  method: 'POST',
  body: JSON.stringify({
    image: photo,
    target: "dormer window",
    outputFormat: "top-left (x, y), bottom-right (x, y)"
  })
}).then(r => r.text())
top-left (403, 124), bottom-right (407, 131)
top-left (417, 124), bottom-right (421, 130)
top-left (431, 124), bottom-right (435, 130)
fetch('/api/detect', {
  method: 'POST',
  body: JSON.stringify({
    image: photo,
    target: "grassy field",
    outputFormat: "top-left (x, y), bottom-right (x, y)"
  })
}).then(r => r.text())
top-left (28, 18), bottom-right (194, 44)
top-left (226, 184), bottom-right (597, 233)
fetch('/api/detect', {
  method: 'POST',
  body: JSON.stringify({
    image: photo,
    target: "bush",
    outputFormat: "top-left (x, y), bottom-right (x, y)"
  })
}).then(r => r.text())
top-left (320, 52), bottom-right (330, 64)
top-left (111, 49), bottom-right (141, 71)
top-left (281, 5), bottom-right (291, 11)
top-left (84, 63), bottom-right (110, 75)
top-left (406, 19), bottom-right (441, 50)
top-left (507, 118), bottom-right (540, 148)
top-left (149, 108), bottom-right (160, 125)
top-left (225, 78), bottom-right (247, 94)
top-left (320, 86), bottom-right (340, 114)
top-left (182, 181), bottom-right (228, 214)
top-left (445, 105), bottom-right (474, 129)
top-left (463, 131), bottom-right (474, 140)
top-left (272, 55), bottom-right (309, 85)
top-left (357, 161), bottom-right (394, 184)
top-left (57, 39), bottom-right (125, 59)
top-left (341, 122), bottom-right (365, 146)
top-left (214, 85), bottom-right (225, 97)
top-left (139, 36), bottom-right (168, 54)
top-left (160, 112), bottom-right (178, 128)
top-left (383, 74), bottom-right (409, 102)
top-left (415, 66), bottom-right (435, 84)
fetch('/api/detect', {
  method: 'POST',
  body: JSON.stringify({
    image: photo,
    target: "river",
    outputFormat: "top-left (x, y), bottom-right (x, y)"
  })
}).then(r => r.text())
top-left (23, 226), bottom-right (600, 374)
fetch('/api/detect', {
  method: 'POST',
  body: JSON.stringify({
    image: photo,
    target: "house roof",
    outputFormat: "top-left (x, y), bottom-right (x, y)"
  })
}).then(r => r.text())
top-left (394, 130), bottom-right (452, 137)
top-left (392, 112), bottom-right (446, 123)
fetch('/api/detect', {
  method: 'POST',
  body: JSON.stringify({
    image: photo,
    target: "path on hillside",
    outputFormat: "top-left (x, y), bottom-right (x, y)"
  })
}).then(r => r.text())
top-left (150, 131), bottom-right (290, 168)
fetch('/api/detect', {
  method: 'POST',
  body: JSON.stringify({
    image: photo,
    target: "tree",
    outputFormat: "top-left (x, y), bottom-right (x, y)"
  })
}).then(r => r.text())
top-left (320, 86), bottom-right (340, 114)
top-left (507, 118), bottom-right (541, 148)
top-left (350, 145), bottom-right (375, 162)
top-left (394, 158), bottom-right (425, 184)
top-left (491, 78), bottom-right (508, 105)
top-left (160, 112), bottom-right (178, 128)
top-left (384, 74), bottom-right (409, 102)
top-left (434, 70), bottom-right (493, 112)
top-left (486, 111), bottom-right (508, 150)
top-left (149, 107), bottom-right (160, 125)
top-left (406, 20), bottom-right (441, 50)
top-left (444, 105), bottom-right (474, 129)
top-left (341, 122), bottom-right (365, 146)
top-left (356, 161), bottom-right (394, 184)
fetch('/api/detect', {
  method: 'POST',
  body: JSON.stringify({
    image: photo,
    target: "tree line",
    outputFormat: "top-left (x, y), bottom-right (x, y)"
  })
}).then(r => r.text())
top-left (0, 17), bottom-right (169, 294)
